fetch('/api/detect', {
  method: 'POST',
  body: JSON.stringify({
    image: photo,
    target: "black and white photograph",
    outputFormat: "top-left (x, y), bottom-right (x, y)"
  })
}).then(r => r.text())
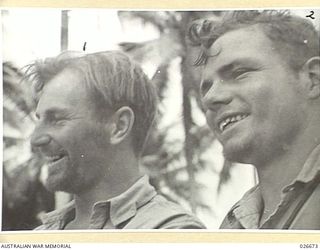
top-left (2, 8), bottom-right (320, 232)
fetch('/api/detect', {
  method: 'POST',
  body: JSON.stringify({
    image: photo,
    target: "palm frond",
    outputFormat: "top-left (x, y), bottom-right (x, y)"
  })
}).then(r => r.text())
top-left (118, 11), bottom-right (179, 32)
top-left (119, 32), bottom-right (183, 70)
top-left (217, 160), bottom-right (234, 193)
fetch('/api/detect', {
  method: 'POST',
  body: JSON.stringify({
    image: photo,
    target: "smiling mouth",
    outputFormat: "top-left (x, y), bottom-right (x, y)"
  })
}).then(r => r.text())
top-left (218, 114), bottom-right (248, 132)
top-left (45, 153), bottom-right (67, 167)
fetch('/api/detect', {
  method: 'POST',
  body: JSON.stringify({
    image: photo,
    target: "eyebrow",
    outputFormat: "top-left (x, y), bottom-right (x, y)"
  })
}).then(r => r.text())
top-left (35, 107), bottom-right (70, 119)
top-left (201, 57), bottom-right (260, 91)
top-left (215, 57), bottom-right (259, 76)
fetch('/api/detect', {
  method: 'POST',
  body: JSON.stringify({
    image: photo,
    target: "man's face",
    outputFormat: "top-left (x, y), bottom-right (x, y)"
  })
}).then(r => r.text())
top-left (201, 26), bottom-right (307, 165)
top-left (31, 69), bottom-right (112, 194)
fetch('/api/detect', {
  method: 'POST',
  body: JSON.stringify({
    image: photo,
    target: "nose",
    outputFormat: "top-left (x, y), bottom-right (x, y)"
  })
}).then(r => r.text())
top-left (201, 80), bottom-right (233, 112)
top-left (30, 128), bottom-right (52, 148)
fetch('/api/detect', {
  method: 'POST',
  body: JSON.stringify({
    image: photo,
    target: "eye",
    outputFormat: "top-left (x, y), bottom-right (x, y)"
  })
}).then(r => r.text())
top-left (48, 114), bottom-right (67, 125)
top-left (54, 118), bottom-right (67, 125)
top-left (231, 68), bottom-right (253, 80)
top-left (200, 79), bottom-right (214, 96)
top-left (55, 116), bottom-right (68, 125)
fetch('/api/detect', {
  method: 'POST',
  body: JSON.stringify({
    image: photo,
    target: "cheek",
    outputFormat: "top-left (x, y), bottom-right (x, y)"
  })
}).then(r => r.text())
top-left (246, 81), bottom-right (288, 122)
top-left (253, 88), bottom-right (304, 144)
top-left (55, 122), bottom-right (105, 156)
top-left (74, 122), bottom-right (110, 155)
top-left (205, 111), bottom-right (216, 131)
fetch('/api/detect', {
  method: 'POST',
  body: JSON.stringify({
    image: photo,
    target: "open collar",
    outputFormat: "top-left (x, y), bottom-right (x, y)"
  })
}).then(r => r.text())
top-left (228, 144), bottom-right (320, 229)
top-left (40, 175), bottom-right (157, 229)
top-left (102, 175), bottom-right (157, 227)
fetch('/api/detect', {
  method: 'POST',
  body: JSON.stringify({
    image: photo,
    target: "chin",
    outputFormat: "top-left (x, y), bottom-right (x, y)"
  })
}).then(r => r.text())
top-left (44, 181), bottom-right (61, 192)
top-left (45, 179), bottom-right (67, 193)
top-left (45, 175), bottom-right (75, 193)
top-left (46, 175), bottom-right (98, 195)
top-left (222, 141), bottom-right (254, 164)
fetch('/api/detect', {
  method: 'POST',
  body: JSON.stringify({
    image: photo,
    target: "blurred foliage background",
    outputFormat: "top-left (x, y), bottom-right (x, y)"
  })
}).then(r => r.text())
top-left (118, 11), bottom-right (231, 214)
top-left (4, 8), bottom-right (317, 230)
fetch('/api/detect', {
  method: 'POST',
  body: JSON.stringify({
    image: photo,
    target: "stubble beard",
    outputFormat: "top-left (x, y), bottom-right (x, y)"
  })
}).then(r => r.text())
top-left (221, 134), bottom-right (257, 165)
top-left (45, 159), bottom-right (96, 195)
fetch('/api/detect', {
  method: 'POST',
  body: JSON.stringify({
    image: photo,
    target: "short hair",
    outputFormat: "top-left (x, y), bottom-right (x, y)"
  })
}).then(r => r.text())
top-left (24, 51), bottom-right (158, 156)
top-left (188, 10), bottom-right (320, 70)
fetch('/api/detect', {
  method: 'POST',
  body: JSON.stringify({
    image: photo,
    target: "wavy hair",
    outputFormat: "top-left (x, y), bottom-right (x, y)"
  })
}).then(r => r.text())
top-left (24, 51), bottom-right (158, 156)
top-left (188, 10), bottom-right (320, 71)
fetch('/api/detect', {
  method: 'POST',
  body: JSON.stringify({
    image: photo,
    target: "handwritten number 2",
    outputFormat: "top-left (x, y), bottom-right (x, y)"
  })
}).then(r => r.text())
top-left (306, 11), bottom-right (315, 20)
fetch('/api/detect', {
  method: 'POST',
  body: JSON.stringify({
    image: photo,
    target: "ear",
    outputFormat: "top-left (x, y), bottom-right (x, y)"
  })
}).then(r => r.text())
top-left (301, 57), bottom-right (320, 99)
top-left (109, 106), bottom-right (135, 145)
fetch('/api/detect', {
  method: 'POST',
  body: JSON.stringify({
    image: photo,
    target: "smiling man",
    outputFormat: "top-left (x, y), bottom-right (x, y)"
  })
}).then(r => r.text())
top-left (26, 51), bottom-right (205, 230)
top-left (192, 11), bottom-right (320, 229)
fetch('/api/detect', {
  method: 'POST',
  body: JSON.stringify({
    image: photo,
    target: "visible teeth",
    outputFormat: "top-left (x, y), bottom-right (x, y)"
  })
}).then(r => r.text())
top-left (46, 155), bottom-right (62, 162)
top-left (45, 154), bottom-right (66, 167)
top-left (219, 114), bottom-right (247, 132)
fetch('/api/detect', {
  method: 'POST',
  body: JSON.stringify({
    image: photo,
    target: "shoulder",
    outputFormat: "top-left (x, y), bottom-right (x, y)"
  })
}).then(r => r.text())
top-left (220, 185), bottom-right (260, 229)
top-left (33, 201), bottom-right (75, 230)
top-left (290, 180), bottom-right (320, 229)
top-left (128, 194), bottom-right (206, 229)
top-left (34, 224), bottom-right (48, 230)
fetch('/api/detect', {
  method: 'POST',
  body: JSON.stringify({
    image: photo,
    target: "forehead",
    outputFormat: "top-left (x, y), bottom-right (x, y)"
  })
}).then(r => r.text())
top-left (36, 69), bottom-right (92, 113)
top-left (203, 26), bottom-right (278, 75)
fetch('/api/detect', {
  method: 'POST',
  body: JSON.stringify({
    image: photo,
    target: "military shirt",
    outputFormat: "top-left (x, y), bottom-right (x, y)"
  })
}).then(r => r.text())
top-left (220, 144), bottom-right (320, 229)
top-left (35, 175), bottom-right (206, 230)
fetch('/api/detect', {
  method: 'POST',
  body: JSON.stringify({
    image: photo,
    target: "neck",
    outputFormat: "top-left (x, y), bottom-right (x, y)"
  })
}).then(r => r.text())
top-left (256, 122), bottom-right (320, 222)
top-left (71, 149), bottom-right (142, 226)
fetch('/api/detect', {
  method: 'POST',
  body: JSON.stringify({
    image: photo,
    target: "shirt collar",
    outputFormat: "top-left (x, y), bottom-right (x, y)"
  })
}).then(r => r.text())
top-left (40, 200), bottom-right (75, 229)
top-left (284, 143), bottom-right (320, 191)
top-left (230, 185), bottom-right (262, 229)
top-left (105, 175), bottom-right (157, 226)
top-left (229, 143), bottom-right (320, 229)
top-left (40, 175), bottom-right (157, 229)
